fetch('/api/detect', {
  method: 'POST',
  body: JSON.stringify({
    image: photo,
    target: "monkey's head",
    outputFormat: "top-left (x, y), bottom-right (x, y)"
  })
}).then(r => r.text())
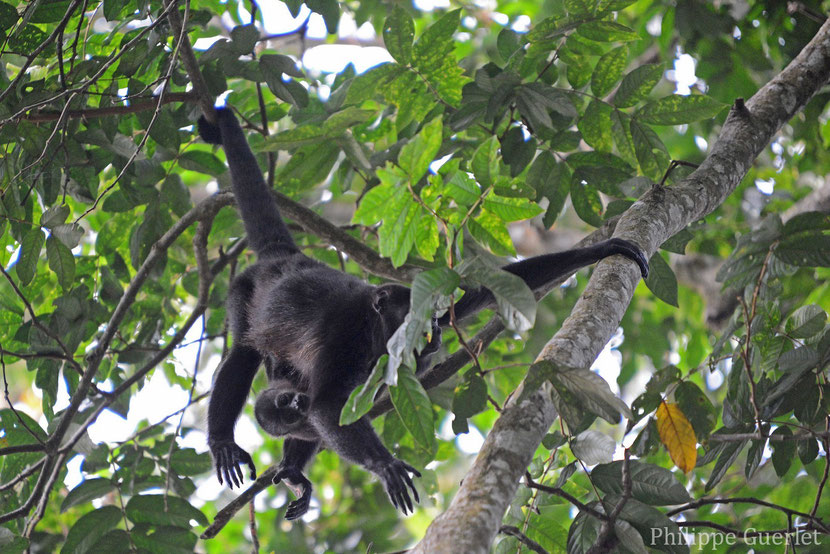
top-left (255, 380), bottom-right (312, 437)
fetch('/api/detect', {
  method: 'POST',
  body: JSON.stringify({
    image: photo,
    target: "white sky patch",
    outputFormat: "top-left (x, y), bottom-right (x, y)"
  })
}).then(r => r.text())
top-left (646, 14), bottom-right (662, 36)
top-left (512, 15), bottom-right (531, 33)
top-left (430, 153), bottom-right (453, 173)
top-left (456, 425), bottom-right (485, 454)
top-left (694, 135), bottom-right (708, 151)
top-left (302, 45), bottom-right (392, 74)
top-left (671, 53), bottom-right (698, 95)
top-left (755, 178), bottom-right (775, 195)
top-left (414, 0), bottom-right (451, 11)
top-left (591, 327), bottom-right (624, 394)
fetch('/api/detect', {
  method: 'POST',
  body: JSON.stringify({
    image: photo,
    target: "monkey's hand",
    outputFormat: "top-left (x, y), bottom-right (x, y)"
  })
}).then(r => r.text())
top-left (378, 459), bottom-right (421, 515)
top-left (209, 439), bottom-right (256, 489)
top-left (273, 466), bottom-right (312, 520)
top-left (604, 238), bottom-right (650, 279)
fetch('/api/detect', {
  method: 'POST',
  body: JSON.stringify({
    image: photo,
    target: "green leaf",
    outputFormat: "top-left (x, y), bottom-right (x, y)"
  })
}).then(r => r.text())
top-left (570, 179), bottom-right (603, 227)
top-left (178, 151), bottom-right (227, 176)
top-left (630, 119), bottom-right (669, 182)
top-left (0, 528), bottom-right (27, 554)
top-left (592, 460), bottom-right (691, 505)
top-left (383, 6), bottom-right (414, 64)
top-left (528, 154), bottom-right (570, 228)
top-left (675, 382), bottom-right (716, 440)
top-left (390, 366), bottom-right (436, 457)
top-left (660, 228), bottom-right (693, 254)
top-left (775, 234), bottom-right (830, 266)
top-left (230, 24), bottom-right (260, 55)
top-left (259, 53), bottom-right (303, 78)
top-left (399, 116), bottom-right (443, 183)
top-left (615, 63), bottom-right (665, 108)
top-left (170, 448), bottom-right (213, 476)
top-left (15, 228), bottom-right (45, 286)
top-left (103, 0), bottom-right (123, 21)
top-left (262, 107), bottom-right (376, 149)
top-left (481, 195), bottom-right (543, 222)
top-left (0, 2), bottom-right (20, 30)
top-left (60, 505), bottom-right (122, 554)
top-left (611, 111), bottom-right (637, 166)
top-left (46, 236), bottom-right (75, 290)
top-left (571, 430), bottom-right (615, 465)
top-left (577, 21), bottom-right (640, 42)
top-left (468, 211), bottom-right (515, 256)
top-left (578, 101), bottom-right (614, 152)
top-left (785, 305), bottom-right (827, 339)
top-left (610, 496), bottom-right (690, 554)
top-left (471, 135), bottom-right (499, 188)
top-left (564, 0), bottom-right (594, 16)
top-left (460, 257), bottom-right (536, 331)
top-left (60, 478), bottom-right (116, 513)
top-left (40, 205), bottom-right (69, 228)
top-left (592, 45), bottom-right (627, 97)
top-left (341, 360), bottom-right (385, 425)
top-left (352, 182), bottom-right (395, 225)
top-left (125, 494), bottom-right (208, 527)
top-left (306, 0), bottom-right (339, 33)
top-left (452, 371), bottom-right (487, 419)
top-left (550, 366), bottom-right (632, 423)
top-left (411, 9), bottom-right (465, 106)
top-left (132, 526), bottom-right (197, 554)
top-left (644, 252), bottom-right (678, 307)
top-left (637, 95), bottom-right (726, 125)
top-left (771, 426), bottom-right (795, 477)
top-left (386, 266), bottom-right (458, 373)
top-left (415, 214), bottom-right (439, 261)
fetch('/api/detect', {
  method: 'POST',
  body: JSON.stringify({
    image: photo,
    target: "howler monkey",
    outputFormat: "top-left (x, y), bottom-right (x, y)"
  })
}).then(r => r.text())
top-left (199, 107), bottom-right (648, 521)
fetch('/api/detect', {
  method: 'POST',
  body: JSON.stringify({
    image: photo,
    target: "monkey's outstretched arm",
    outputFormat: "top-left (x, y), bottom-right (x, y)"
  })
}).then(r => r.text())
top-left (441, 238), bottom-right (649, 324)
top-left (309, 397), bottom-right (420, 514)
top-left (208, 345), bottom-right (262, 488)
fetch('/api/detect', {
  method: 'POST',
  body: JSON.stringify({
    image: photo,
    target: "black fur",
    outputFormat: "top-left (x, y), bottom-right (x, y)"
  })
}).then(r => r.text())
top-left (201, 106), bottom-right (649, 520)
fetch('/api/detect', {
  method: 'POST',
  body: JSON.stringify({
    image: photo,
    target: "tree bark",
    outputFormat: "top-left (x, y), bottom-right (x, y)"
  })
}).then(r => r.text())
top-left (412, 18), bottom-right (830, 554)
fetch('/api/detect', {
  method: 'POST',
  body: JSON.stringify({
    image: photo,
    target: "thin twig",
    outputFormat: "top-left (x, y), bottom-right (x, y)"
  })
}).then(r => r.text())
top-left (499, 526), bottom-right (548, 554)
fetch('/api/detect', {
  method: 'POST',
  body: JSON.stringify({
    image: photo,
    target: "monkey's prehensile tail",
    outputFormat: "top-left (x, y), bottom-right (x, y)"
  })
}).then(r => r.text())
top-left (198, 108), bottom-right (298, 259)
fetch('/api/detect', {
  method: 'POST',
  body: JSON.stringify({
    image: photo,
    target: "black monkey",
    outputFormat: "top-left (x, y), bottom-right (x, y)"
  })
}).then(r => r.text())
top-left (199, 107), bottom-right (649, 521)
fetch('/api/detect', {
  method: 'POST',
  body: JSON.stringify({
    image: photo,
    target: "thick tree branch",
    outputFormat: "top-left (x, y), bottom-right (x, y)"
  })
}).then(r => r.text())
top-left (412, 18), bottom-right (830, 553)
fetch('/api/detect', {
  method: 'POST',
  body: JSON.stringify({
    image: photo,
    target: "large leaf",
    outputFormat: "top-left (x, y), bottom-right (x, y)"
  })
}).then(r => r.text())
top-left (592, 460), bottom-right (691, 505)
top-left (615, 63), bottom-right (664, 108)
top-left (390, 366), bottom-right (436, 458)
top-left (60, 478), bottom-right (116, 513)
top-left (60, 505), bottom-right (122, 554)
top-left (637, 95), bottom-right (726, 125)
top-left (125, 495), bottom-right (208, 527)
top-left (656, 402), bottom-right (697, 473)
top-left (383, 6), bottom-right (414, 64)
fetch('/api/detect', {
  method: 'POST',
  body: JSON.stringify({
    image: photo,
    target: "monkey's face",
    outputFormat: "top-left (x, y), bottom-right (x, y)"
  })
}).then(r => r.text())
top-left (254, 381), bottom-right (311, 437)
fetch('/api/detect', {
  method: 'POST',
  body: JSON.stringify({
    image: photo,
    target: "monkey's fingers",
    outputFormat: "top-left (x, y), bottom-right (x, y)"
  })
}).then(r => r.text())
top-left (401, 470), bottom-right (420, 504)
top-left (400, 461), bottom-right (421, 478)
top-left (239, 449), bottom-right (257, 479)
top-left (285, 496), bottom-right (310, 521)
top-left (215, 454), bottom-right (226, 486)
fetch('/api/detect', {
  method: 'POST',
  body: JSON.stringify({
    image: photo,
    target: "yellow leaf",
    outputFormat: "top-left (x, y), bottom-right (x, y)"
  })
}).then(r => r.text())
top-left (656, 401), bottom-right (697, 473)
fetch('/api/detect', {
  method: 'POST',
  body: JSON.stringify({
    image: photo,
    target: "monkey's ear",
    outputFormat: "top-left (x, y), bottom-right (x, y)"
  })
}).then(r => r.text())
top-left (371, 287), bottom-right (390, 313)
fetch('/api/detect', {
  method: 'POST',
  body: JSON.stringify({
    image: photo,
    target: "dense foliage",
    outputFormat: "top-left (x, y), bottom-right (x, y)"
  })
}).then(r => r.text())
top-left (0, 0), bottom-right (829, 552)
